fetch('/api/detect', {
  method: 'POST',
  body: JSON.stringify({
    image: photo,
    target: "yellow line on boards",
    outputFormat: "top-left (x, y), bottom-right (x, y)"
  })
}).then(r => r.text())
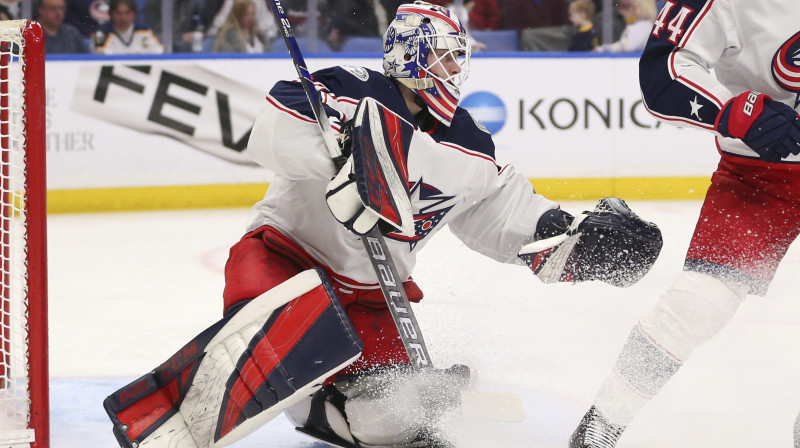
top-left (47, 184), bottom-right (269, 214)
top-left (530, 176), bottom-right (711, 201)
top-left (46, 177), bottom-right (711, 214)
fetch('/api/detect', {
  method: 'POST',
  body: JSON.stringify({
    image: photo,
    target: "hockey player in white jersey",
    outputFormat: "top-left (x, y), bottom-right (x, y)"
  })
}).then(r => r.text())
top-left (103, 2), bottom-right (662, 447)
top-left (570, 1), bottom-right (800, 447)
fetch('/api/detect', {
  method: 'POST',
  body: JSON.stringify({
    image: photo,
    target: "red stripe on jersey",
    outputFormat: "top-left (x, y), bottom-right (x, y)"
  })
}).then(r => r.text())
top-left (667, 47), bottom-right (679, 80)
top-left (218, 285), bottom-right (332, 439)
top-left (677, 77), bottom-right (722, 108)
top-left (667, 48), bottom-right (722, 109)
top-left (266, 96), bottom-right (318, 124)
top-left (642, 100), bottom-right (716, 130)
top-left (440, 141), bottom-right (497, 165)
top-left (337, 96), bottom-right (359, 105)
top-left (678, 0), bottom-right (715, 48)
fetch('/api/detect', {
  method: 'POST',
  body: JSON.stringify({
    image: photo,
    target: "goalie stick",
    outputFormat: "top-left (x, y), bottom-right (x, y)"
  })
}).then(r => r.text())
top-left (266, 0), bottom-right (431, 370)
top-left (264, 3), bottom-right (525, 437)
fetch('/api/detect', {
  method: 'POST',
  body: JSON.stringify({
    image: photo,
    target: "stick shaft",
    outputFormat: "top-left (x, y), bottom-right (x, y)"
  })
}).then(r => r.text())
top-left (266, 0), bottom-right (433, 369)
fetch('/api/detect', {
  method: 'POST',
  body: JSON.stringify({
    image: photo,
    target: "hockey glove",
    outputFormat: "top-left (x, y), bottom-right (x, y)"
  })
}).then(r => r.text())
top-left (326, 153), bottom-right (383, 236)
top-left (716, 90), bottom-right (800, 162)
top-left (518, 198), bottom-right (663, 287)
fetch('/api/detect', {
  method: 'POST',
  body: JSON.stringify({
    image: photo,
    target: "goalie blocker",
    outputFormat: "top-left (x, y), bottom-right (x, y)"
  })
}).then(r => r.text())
top-left (104, 269), bottom-right (363, 448)
top-left (519, 198), bottom-right (663, 287)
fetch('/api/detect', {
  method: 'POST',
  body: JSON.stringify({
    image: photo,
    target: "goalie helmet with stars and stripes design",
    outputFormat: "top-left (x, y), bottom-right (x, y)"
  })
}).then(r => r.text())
top-left (382, 1), bottom-right (471, 126)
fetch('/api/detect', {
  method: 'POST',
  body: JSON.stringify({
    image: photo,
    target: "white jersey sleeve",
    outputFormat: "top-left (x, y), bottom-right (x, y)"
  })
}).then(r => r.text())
top-left (640, 0), bottom-right (800, 163)
top-left (449, 164), bottom-right (558, 265)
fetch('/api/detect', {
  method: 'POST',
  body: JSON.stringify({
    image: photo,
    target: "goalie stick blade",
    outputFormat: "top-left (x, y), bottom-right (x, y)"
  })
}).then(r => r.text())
top-left (296, 426), bottom-right (358, 448)
top-left (458, 390), bottom-right (525, 423)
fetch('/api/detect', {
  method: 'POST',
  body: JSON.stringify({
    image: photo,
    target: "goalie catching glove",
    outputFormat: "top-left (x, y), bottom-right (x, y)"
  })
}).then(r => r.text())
top-left (519, 198), bottom-right (663, 287)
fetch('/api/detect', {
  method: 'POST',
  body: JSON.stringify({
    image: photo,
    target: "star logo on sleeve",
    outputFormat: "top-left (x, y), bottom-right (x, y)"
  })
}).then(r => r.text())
top-left (689, 96), bottom-right (704, 121)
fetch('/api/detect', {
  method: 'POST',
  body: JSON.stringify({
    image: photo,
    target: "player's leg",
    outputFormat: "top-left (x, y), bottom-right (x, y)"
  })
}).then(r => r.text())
top-left (288, 364), bottom-right (471, 448)
top-left (105, 228), bottom-right (364, 448)
top-left (104, 267), bottom-right (363, 448)
top-left (570, 159), bottom-right (800, 447)
top-left (794, 409), bottom-right (800, 448)
top-left (287, 289), bottom-right (471, 447)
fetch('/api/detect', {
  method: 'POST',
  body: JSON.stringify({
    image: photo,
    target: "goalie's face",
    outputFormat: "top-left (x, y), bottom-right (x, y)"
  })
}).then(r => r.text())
top-left (426, 48), bottom-right (465, 86)
top-left (383, 1), bottom-right (471, 126)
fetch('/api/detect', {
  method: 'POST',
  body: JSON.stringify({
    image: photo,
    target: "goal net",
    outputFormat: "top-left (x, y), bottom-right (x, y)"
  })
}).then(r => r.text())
top-left (0, 20), bottom-right (47, 448)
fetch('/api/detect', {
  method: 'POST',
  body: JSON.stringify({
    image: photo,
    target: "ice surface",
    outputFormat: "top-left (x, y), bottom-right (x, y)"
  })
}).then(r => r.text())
top-left (48, 201), bottom-right (800, 447)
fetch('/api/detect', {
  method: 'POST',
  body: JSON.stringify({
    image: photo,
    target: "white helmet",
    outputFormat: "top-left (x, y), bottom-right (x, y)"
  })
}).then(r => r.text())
top-left (382, 1), bottom-right (471, 126)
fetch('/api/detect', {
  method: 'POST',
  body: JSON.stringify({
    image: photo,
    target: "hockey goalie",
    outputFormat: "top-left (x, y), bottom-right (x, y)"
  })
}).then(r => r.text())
top-left (104, 2), bottom-right (663, 447)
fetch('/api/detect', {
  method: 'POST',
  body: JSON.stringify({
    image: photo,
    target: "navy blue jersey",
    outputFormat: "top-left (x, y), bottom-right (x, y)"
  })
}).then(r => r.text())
top-left (268, 66), bottom-right (496, 161)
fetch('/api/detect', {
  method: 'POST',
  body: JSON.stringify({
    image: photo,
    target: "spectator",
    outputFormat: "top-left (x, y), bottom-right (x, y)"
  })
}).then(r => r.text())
top-left (499, 0), bottom-right (568, 32)
top-left (204, 0), bottom-right (276, 42)
top-left (0, 0), bottom-right (19, 21)
top-left (257, 0), bottom-right (331, 39)
top-left (212, 0), bottom-right (268, 53)
top-left (591, 0), bottom-right (626, 47)
top-left (39, 0), bottom-right (90, 54)
top-left (428, 0), bottom-right (490, 51)
top-left (499, 0), bottom-right (570, 51)
top-left (594, 0), bottom-right (656, 53)
top-left (64, 0), bottom-right (110, 37)
top-left (143, 0), bottom-right (204, 53)
top-left (201, 0), bottom-right (223, 30)
top-left (326, 0), bottom-right (379, 50)
top-left (466, 0), bottom-right (499, 31)
top-left (567, 0), bottom-right (597, 51)
top-left (94, 0), bottom-right (164, 54)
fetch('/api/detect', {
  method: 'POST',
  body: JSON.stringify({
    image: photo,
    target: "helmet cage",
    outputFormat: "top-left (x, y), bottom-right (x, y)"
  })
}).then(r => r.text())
top-left (417, 28), bottom-right (470, 92)
top-left (383, 2), bottom-right (471, 126)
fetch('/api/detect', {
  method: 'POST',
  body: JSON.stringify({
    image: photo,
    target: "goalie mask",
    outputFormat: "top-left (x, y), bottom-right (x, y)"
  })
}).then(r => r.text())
top-left (383, 1), bottom-right (471, 126)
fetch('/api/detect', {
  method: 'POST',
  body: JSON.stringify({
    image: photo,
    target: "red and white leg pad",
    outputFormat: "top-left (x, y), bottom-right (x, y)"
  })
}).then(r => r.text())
top-left (104, 268), bottom-right (363, 448)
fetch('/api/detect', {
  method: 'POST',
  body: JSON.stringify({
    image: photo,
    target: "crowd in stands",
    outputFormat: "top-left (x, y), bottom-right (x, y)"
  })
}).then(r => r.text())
top-left (25, 0), bottom-right (667, 55)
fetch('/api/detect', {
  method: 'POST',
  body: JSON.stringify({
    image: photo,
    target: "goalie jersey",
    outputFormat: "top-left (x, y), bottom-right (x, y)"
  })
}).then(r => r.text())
top-left (640, 0), bottom-right (800, 166)
top-left (246, 65), bottom-right (560, 289)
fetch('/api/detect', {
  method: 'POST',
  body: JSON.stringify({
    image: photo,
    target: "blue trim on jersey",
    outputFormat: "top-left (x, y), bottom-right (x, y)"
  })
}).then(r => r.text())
top-left (269, 66), bottom-right (496, 160)
top-left (639, 0), bottom-right (721, 127)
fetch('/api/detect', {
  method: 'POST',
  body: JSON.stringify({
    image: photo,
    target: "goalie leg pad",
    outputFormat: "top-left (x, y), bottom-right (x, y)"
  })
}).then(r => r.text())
top-left (104, 268), bottom-right (363, 448)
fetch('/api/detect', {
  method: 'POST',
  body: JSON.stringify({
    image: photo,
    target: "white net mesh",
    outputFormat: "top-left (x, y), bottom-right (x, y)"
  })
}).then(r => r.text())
top-left (0, 20), bottom-right (35, 445)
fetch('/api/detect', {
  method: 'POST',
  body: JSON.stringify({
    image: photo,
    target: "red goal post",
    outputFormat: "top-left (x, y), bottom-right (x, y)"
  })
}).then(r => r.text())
top-left (0, 20), bottom-right (47, 448)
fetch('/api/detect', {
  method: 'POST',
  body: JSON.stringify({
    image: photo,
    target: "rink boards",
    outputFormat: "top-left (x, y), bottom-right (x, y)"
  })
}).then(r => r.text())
top-left (43, 54), bottom-right (719, 212)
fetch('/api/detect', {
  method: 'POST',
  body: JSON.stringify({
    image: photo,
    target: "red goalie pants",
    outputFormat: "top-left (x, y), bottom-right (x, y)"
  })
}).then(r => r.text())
top-left (685, 157), bottom-right (800, 295)
top-left (223, 225), bottom-right (423, 378)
